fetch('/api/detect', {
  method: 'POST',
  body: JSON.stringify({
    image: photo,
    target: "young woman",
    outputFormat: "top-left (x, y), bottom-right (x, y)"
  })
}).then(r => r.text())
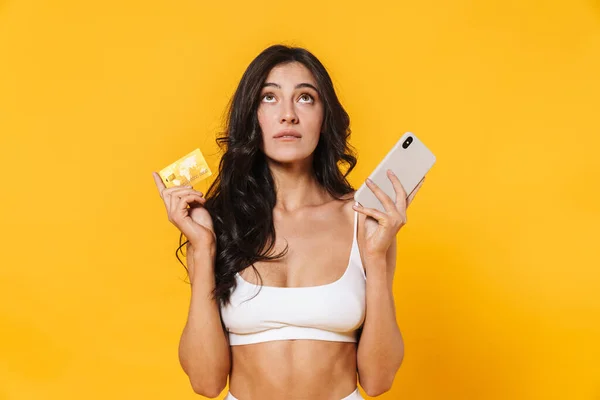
top-left (152, 44), bottom-right (423, 399)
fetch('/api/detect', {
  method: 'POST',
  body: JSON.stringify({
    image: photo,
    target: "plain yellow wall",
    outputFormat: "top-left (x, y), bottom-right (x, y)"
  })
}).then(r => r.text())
top-left (1, 0), bottom-right (599, 399)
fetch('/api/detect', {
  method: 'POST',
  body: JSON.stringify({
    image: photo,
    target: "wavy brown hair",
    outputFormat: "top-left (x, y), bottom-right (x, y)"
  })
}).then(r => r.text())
top-left (176, 44), bottom-right (357, 307)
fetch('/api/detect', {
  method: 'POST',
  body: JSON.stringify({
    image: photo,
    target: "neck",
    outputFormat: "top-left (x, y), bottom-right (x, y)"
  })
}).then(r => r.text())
top-left (268, 157), bottom-right (330, 212)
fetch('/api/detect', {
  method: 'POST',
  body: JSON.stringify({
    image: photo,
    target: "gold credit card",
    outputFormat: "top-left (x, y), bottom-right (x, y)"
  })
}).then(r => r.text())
top-left (159, 148), bottom-right (212, 188)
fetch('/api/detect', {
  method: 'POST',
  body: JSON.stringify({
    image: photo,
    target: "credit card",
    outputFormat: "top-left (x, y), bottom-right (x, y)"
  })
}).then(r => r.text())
top-left (158, 148), bottom-right (212, 188)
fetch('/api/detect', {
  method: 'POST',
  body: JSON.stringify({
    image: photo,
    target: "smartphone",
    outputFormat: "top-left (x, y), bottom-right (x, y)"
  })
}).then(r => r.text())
top-left (354, 132), bottom-right (436, 213)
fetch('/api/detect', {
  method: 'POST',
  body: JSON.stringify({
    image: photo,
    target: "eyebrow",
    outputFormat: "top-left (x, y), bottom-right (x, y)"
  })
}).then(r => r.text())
top-left (262, 82), bottom-right (319, 92)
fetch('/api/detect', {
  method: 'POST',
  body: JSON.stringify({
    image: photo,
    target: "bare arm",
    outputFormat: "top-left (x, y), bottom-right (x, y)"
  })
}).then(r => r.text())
top-left (353, 172), bottom-right (425, 395)
top-left (150, 173), bottom-right (230, 397)
top-left (178, 244), bottom-right (231, 398)
top-left (356, 240), bottom-right (404, 397)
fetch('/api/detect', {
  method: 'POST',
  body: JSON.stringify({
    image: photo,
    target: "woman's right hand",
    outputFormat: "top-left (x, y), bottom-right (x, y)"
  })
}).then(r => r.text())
top-left (152, 172), bottom-right (216, 251)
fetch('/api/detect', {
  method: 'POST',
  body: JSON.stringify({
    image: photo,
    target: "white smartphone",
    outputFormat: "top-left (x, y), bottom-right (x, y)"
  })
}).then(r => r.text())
top-left (354, 132), bottom-right (436, 213)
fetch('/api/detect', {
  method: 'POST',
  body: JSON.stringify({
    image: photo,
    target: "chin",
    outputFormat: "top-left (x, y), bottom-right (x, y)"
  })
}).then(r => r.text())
top-left (265, 150), bottom-right (313, 165)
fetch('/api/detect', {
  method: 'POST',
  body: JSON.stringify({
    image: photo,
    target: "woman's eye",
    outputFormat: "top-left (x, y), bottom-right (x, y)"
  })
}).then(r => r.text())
top-left (299, 94), bottom-right (314, 103)
top-left (262, 94), bottom-right (275, 102)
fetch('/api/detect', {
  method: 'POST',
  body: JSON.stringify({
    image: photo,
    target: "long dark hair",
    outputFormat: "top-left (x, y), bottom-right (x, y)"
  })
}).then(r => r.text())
top-left (176, 44), bottom-right (357, 307)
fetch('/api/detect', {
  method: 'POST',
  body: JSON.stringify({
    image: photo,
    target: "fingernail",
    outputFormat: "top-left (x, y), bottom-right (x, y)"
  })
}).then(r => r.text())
top-left (366, 178), bottom-right (373, 184)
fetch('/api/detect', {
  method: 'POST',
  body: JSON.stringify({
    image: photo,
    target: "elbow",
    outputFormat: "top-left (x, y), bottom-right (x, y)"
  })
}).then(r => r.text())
top-left (189, 376), bottom-right (227, 398)
top-left (363, 380), bottom-right (393, 397)
top-left (360, 358), bottom-right (403, 397)
top-left (360, 371), bottom-right (395, 397)
top-left (179, 351), bottom-right (230, 397)
top-left (181, 361), bottom-right (228, 398)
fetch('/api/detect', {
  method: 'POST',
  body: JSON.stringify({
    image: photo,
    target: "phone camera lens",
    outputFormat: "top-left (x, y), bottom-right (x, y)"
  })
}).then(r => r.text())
top-left (402, 136), bottom-right (413, 149)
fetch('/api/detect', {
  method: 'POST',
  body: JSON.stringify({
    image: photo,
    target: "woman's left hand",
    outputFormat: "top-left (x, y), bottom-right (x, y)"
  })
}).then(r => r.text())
top-left (353, 170), bottom-right (424, 259)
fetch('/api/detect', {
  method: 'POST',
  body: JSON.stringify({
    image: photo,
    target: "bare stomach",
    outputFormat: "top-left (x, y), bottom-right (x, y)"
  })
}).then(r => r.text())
top-left (229, 340), bottom-right (359, 400)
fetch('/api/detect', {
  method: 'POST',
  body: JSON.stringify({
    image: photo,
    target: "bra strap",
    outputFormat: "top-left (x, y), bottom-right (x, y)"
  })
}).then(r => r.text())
top-left (352, 203), bottom-right (366, 279)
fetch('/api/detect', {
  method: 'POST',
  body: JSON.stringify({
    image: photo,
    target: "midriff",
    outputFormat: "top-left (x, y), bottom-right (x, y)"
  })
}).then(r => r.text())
top-left (228, 339), bottom-right (358, 400)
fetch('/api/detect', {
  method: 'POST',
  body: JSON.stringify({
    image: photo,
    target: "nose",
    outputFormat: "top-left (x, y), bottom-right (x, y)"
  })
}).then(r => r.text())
top-left (279, 100), bottom-right (298, 124)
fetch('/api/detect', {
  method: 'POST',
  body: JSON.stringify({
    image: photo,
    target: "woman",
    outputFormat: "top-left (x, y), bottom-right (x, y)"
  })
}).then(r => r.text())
top-left (152, 44), bottom-right (423, 399)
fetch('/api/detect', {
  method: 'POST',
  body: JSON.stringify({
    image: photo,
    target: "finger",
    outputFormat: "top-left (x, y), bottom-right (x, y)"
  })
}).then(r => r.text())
top-left (163, 187), bottom-right (204, 211)
top-left (407, 178), bottom-right (425, 207)
top-left (162, 185), bottom-right (192, 211)
top-left (151, 174), bottom-right (203, 199)
top-left (352, 202), bottom-right (388, 223)
top-left (387, 170), bottom-right (407, 208)
top-left (170, 194), bottom-right (207, 222)
top-left (152, 172), bottom-right (167, 196)
top-left (167, 189), bottom-right (204, 206)
top-left (164, 186), bottom-right (203, 198)
top-left (169, 193), bottom-right (206, 216)
top-left (365, 177), bottom-right (397, 213)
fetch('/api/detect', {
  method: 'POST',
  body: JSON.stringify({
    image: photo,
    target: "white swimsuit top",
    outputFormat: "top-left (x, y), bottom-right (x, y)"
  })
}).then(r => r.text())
top-left (220, 209), bottom-right (367, 346)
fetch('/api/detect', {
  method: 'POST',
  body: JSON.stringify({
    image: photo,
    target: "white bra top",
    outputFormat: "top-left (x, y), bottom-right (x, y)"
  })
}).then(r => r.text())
top-left (220, 208), bottom-right (367, 346)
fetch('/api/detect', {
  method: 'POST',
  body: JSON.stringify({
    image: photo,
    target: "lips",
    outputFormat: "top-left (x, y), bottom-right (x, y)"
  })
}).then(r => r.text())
top-left (274, 129), bottom-right (302, 139)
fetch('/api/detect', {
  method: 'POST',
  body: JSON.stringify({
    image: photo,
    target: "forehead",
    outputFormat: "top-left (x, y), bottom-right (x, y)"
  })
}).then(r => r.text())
top-left (264, 62), bottom-right (317, 87)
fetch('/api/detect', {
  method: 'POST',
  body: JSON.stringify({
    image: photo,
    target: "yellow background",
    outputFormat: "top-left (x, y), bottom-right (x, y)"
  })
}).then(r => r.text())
top-left (1, 0), bottom-right (599, 399)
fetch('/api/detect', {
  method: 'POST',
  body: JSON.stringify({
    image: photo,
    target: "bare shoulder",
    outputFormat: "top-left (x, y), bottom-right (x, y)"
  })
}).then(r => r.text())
top-left (314, 190), bottom-right (361, 226)
top-left (337, 190), bottom-right (366, 225)
top-left (339, 190), bottom-right (367, 226)
top-left (339, 190), bottom-right (356, 202)
top-left (337, 190), bottom-right (356, 210)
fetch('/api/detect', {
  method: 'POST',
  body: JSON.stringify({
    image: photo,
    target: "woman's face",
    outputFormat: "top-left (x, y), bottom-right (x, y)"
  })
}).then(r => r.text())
top-left (257, 62), bottom-right (324, 165)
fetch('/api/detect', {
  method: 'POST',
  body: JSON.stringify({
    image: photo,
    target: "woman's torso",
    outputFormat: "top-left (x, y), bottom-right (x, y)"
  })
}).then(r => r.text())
top-left (230, 340), bottom-right (358, 399)
top-left (224, 196), bottom-right (367, 399)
